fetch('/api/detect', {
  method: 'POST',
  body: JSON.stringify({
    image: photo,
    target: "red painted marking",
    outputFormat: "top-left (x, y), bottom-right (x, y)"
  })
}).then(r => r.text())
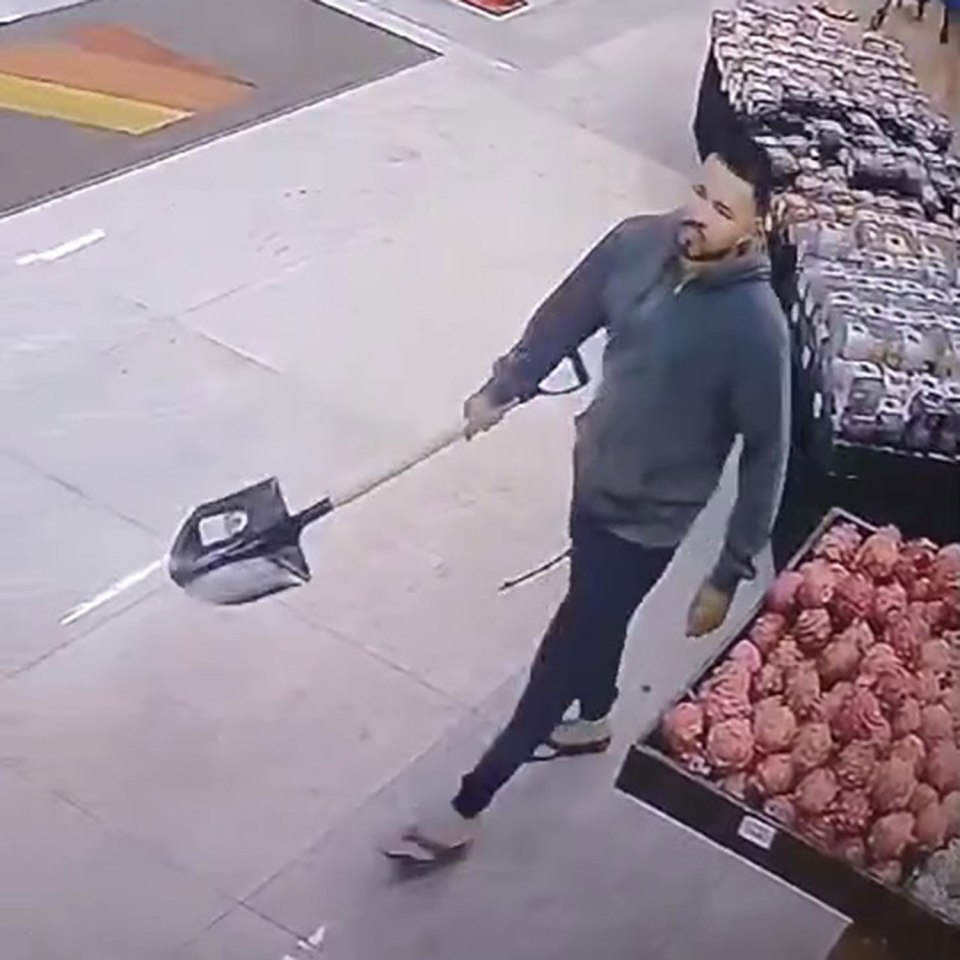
top-left (456, 0), bottom-right (528, 16)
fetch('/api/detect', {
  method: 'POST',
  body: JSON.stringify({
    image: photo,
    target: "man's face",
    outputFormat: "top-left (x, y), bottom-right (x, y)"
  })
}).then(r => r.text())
top-left (679, 155), bottom-right (759, 262)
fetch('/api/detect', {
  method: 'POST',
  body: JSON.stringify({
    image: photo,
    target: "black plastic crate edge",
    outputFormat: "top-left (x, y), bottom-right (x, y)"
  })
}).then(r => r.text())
top-left (615, 505), bottom-right (960, 946)
top-left (614, 745), bottom-right (960, 955)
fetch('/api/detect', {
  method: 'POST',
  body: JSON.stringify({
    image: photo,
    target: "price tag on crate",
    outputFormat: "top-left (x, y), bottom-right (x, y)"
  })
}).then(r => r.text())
top-left (737, 815), bottom-right (777, 851)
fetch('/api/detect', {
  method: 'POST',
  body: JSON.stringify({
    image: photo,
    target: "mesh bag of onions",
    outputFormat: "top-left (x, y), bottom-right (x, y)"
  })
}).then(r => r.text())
top-left (660, 516), bottom-right (960, 900)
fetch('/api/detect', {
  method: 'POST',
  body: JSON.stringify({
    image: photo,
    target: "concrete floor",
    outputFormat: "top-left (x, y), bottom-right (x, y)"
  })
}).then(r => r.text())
top-left (0, 0), bottom-right (86, 23)
top-left (0, 1), bottom-right (851, 958)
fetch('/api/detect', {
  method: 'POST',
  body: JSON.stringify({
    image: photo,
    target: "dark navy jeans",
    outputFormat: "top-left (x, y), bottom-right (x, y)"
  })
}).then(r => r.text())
top-left (453, 511), bottom-right (675, 818)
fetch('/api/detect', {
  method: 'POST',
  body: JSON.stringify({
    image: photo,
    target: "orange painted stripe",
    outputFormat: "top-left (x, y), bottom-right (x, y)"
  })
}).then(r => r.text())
top-left (67, 25), bottom-right (250, 86)
top-left (0, 44), bottom-right (251, 112)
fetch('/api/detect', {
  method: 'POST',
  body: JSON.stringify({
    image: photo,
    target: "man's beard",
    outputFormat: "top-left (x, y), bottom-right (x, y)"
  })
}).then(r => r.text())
top-left (684, 244), bottom-right (738, 263)
top-left (681, 222), bottom-right (747, 263)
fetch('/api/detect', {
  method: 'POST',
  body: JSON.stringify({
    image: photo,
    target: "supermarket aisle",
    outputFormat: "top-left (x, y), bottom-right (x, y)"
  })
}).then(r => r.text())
top-left (0, 0), bottom-right (732, 955)
top-left (0, 0), bottom-right (863, 958)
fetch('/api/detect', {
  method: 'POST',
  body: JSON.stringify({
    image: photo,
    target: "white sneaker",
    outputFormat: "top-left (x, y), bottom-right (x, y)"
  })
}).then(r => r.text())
top-left (531, 717), bottom-right (613, 761)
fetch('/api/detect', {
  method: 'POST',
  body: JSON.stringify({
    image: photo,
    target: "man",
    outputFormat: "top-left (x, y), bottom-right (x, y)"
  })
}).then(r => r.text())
top-left (386, 137), bottom-right (790, 863)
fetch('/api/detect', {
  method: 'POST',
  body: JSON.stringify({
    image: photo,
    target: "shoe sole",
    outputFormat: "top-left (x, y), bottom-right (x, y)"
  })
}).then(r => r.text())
top-left (528, 737), bottom-right (612, 763)
top-left (381, 831), bottom-right (473, 865)
top-left (381, 838), bottom-right (438, 863)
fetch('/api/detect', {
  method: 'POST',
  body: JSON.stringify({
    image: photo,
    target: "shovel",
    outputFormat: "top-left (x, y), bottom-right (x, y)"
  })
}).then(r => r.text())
top-left (167, 352), bottom-right (589, 607)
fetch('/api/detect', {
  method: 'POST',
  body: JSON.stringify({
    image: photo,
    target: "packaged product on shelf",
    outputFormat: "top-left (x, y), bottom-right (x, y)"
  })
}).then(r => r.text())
top-left (780, 202), bottom-right (960, 464)
top-left (707, 1), bottom-right (958, 226)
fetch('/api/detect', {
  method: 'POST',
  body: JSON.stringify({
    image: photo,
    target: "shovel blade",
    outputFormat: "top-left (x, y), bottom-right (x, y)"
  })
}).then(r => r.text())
top-left (176, 550), bottom-right (310, 605)
top-left (168, 477), bottom-right (313, 606)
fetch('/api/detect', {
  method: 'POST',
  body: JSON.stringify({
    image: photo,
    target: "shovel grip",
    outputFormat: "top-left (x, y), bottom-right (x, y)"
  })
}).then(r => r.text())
top-left (328, 422), bottom-right (467, 512)
top-left (295, 348), bottom-right (589, 527)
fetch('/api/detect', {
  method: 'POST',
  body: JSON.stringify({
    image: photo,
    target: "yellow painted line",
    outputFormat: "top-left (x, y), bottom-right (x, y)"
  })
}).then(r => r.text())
top-left (0, 72), bottom-right (191, 134)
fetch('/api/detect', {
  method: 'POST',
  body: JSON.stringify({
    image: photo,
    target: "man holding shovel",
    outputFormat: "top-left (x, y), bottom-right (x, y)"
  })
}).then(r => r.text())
top-left (386, 137), bottom-right (790, 863)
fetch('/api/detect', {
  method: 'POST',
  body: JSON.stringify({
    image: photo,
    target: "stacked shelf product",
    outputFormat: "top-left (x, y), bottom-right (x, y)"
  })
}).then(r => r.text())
top-left (693, 0), bottom-right (960, 483)
top-left (703, 0), bottom-right (958, 225)
top-left (616, 510), bottom-right (960, 953)
top-left (788, 212), bottom-right (960, 472)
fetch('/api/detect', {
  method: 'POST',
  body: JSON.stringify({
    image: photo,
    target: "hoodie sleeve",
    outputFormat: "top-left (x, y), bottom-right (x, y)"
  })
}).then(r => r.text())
top-left (709, 302), bottom-right (791, 596)
top-left (482, 219), bottom-right (638, 405)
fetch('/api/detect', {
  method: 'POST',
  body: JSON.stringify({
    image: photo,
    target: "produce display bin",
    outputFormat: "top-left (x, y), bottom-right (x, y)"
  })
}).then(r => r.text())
top-left (615, 508), bottom-right (960, 958)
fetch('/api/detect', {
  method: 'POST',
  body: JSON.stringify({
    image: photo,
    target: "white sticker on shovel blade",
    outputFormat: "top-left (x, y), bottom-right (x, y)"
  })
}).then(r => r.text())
top-left (198, 511), bottom-right (248, 546)
top-left (738, 815), bottom-right (777, 851)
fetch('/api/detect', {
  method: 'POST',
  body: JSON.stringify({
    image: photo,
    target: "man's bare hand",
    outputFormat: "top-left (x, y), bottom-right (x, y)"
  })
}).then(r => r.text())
top-left (686, 581), bottom-right (733, 638)
top-left (463, 389), bottom-right (510, 440)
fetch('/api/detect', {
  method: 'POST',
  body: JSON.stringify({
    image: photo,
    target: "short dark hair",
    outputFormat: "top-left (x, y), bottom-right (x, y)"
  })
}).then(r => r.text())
top-left (712, 136), bottom-right (773, 218)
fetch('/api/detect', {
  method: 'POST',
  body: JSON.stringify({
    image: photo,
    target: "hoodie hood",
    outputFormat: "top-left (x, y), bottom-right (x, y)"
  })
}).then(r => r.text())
top-left (692, 250), bottom-right (772, 289)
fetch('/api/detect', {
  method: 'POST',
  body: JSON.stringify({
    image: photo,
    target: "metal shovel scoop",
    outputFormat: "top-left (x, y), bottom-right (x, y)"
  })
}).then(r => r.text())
top-left (167, 352), bottom-right (589, 606)
top-left (167, 423), bottom-right (467, 605)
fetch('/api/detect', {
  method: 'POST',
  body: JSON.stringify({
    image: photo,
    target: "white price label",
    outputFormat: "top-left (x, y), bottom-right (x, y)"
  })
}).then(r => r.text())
top-left (737, 816), bottom-right (777, 851)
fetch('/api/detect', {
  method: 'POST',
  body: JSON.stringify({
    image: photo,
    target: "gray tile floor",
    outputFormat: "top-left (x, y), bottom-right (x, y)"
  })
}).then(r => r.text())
top-left (0, 1), bottom-right (853, 957)
top-left (0, 589), bottom-right (462, 897)
top-left (0, 766), bottom-right (232, 960)
top-left (242, 679), bottom-right (843, 960)
top-left (0, 0), bottom-right (87, 23)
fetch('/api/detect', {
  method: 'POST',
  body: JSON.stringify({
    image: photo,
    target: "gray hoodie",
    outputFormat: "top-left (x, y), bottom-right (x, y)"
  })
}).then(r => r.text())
top-left (485, 212), bottom-right (790, 594)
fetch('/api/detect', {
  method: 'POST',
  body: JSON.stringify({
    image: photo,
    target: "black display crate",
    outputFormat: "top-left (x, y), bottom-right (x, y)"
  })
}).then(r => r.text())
top-left (615, 508), bottom-right (960, 956)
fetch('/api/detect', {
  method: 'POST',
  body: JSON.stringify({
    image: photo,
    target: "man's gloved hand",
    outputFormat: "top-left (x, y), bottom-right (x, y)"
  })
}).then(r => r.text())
top-left (463, 387), bottom-right (511, 440)
top-left (686, 581), bottom-right (733, 638)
